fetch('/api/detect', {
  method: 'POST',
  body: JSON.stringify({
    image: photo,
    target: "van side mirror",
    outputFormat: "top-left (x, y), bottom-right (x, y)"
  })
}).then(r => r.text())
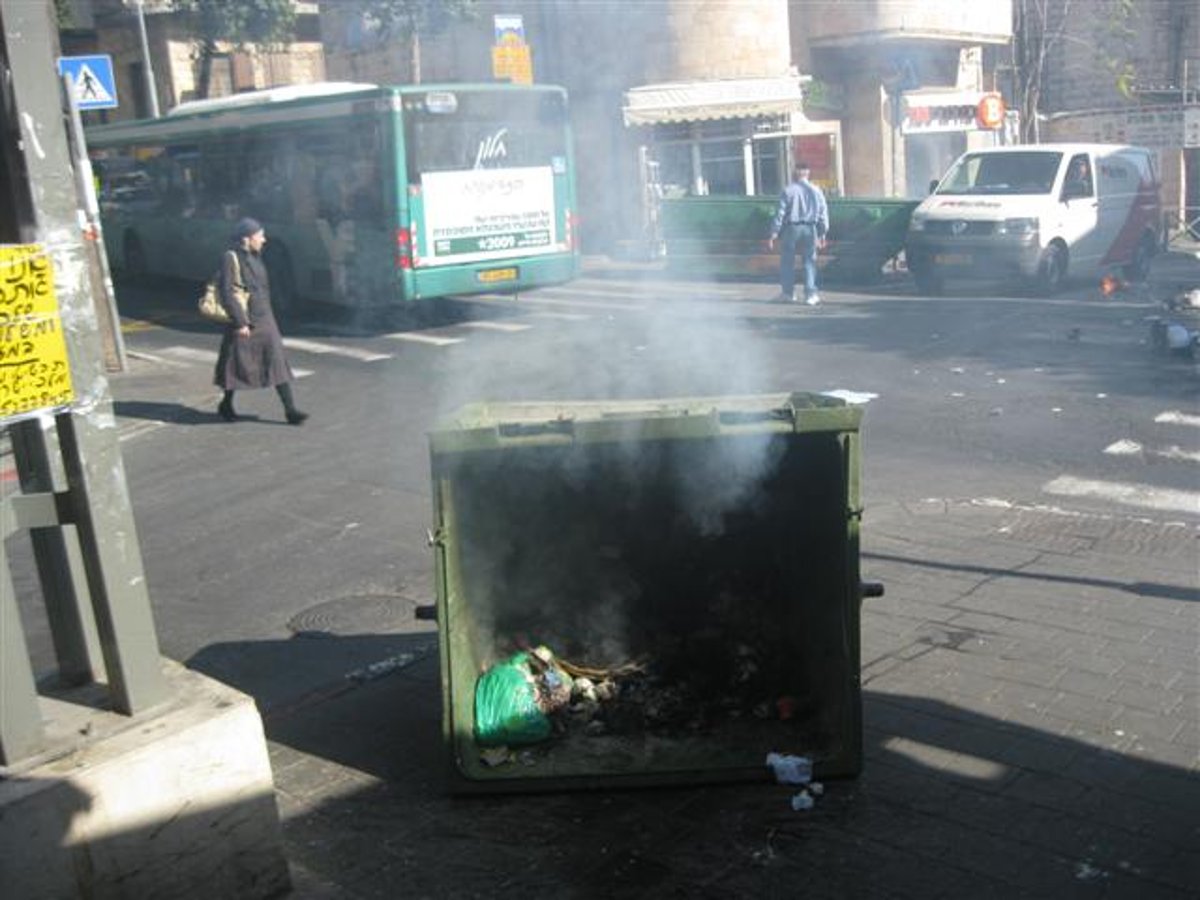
top-left (928, 179), bottom-right (940, 195)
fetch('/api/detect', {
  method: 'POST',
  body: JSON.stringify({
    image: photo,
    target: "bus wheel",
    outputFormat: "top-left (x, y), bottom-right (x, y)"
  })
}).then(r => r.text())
top-left (1033, 243), bottom-right (1067, 296)
top-left (912, 263), bottom-right (943, 296)
top-left (1123, 234), bottom-right (1155, 282)
top-left (123, 233), bottom-right (147, 281)
top-left (265, 243), bottom-right (301, 321)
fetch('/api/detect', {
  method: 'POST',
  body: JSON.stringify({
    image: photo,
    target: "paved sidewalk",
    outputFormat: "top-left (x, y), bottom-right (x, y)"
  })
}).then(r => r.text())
top-left (259, 495), bottom-right (1198, 899)
top-left (61, 260), bottom-right (1200, 897)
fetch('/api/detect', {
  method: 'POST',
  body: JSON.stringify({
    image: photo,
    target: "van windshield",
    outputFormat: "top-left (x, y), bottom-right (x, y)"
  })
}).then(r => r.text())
top-left (936, 151), bottom-right (1064, 195)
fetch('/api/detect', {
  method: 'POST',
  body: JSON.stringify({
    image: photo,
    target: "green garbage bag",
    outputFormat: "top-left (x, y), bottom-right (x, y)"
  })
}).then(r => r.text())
top-left (474, 652), bottom-right (551, 746)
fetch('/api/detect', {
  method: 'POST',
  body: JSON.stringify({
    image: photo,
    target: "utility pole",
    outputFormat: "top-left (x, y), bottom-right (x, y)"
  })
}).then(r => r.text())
top-left (131, 0), bottom-right (160, 117)
top-left (1, 0), bottom-right (167, 765)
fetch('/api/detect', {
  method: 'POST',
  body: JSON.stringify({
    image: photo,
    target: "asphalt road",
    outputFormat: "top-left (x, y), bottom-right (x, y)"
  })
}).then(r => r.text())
top-left (10, 261), bottom-right (1199, 711)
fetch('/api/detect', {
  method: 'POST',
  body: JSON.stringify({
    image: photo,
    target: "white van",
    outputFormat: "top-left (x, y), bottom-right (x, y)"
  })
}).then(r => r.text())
top-left (905, 143), bottom-right (1161, 295)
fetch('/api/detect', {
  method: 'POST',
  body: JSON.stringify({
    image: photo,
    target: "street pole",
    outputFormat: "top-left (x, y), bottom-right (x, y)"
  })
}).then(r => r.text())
top-left (132, 0), bottom-right (160, 118)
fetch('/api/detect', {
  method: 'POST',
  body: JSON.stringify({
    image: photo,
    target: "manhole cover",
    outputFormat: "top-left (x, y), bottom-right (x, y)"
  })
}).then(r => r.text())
top-left (287, 594), bottom-right (425, 638)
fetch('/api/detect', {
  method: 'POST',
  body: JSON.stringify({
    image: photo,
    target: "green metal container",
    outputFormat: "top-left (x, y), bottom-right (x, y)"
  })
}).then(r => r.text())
top-left (660, 195), bottom-right (919, 281)
top-left (429, 392), bottom-right (871, 792)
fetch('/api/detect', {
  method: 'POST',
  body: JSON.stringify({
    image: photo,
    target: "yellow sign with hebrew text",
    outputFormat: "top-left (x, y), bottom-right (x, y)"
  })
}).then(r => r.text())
top-left (0, 244), bottom-right (75, 422)
top-left (492, 44), bottom-right (533, 85)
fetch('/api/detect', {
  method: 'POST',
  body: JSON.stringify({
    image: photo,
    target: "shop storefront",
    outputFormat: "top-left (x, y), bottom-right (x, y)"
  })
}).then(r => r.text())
top-left (622, 75), bottom-right (840, 198)
top-left (901, 89), bottom-right (1007, 198)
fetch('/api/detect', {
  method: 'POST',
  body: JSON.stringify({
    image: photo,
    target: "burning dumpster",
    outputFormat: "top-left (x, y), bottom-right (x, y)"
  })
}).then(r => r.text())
top-left (428, 392), bottom-right (877, 791)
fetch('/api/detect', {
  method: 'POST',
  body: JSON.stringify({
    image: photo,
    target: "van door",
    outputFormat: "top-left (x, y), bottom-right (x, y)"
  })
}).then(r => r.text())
top-left (1097, 151), bottom-right (1158, 270)
top-left (1055, 152), bottom-right (1105, 275)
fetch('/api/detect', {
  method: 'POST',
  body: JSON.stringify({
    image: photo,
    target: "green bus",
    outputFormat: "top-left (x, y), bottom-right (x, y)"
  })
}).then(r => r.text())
top-left (86, 81), bottom-right (581, 315)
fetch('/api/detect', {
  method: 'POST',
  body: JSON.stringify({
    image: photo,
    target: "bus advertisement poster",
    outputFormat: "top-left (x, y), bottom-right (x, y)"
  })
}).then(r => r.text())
top-left (0, 244), bottom-right (76, 423)
top-left (422, 167), bottom-right (558, 264)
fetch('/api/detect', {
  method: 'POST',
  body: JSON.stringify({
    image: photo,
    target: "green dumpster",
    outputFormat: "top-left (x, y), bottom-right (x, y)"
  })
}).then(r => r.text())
top-left (429, 392), bottom-right (875, 792)
top-left (660, 195), bottom-right (919, 282)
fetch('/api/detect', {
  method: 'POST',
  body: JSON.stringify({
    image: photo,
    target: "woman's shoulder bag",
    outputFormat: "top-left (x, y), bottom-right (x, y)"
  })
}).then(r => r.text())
top-left (197, 250), bottom-right (250, 324)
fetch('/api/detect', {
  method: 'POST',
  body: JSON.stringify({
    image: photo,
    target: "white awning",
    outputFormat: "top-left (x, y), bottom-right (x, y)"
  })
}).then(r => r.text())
top-left (623, 75), bottom-right (808, 126)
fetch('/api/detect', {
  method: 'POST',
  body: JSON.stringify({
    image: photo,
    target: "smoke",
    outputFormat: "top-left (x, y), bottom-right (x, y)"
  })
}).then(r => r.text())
top-left (435, 282), bottom-right (798, 666)
top-left (434, 285), bottom-right (784, 524)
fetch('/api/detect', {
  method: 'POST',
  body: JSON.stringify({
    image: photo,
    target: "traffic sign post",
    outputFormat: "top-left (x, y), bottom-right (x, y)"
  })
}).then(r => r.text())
top-left (57, 54), bottom-right (118, 110)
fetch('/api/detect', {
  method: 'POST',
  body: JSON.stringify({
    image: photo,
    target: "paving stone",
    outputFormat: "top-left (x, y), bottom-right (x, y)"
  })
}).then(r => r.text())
top-left (1116, 659), bottom-right (1188, 690)
top-left (1110, 680), bottom-right (1185, 715)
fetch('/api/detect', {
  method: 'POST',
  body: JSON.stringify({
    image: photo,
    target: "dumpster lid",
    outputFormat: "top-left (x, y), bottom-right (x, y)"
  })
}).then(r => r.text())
top-left (430, 392), bottom-right (862, 451)
top-left (623, 75), bottom-right (808, 126)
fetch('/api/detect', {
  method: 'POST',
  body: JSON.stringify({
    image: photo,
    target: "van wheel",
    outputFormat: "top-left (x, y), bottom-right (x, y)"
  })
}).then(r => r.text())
top-left (1034, 243), bottom-right (1066, 296)
top-left (1123, 234), bottom-right (1155, 282)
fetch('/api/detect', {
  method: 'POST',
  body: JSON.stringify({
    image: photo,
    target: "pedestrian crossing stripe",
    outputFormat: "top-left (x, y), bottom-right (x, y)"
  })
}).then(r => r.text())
top-left (1155, 410), bottom-right (1200, 428)
top-left (385, 331), bottom-right (463, 346)
top-left (1042, 475), bottom-right (1200, 516)
top-left (457, 321), bottom-right (531, 332)
top-left (282, 337), bottom-right (391, 362)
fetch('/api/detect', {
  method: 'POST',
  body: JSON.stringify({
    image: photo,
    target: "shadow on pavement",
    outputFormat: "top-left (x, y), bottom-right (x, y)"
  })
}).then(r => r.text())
top-left (865, 550), bottom-right (1200, 604)
top-left (186, 632), bottom-right (437, 719)
top-left (235, 634), bottom-right (1198, 898)
top-left (112, 399), bottom-right (245, 426)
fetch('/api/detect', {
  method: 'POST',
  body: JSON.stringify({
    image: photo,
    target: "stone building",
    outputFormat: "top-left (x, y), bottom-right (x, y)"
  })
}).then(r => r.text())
top-left (793, 0), bottom-right (1013, 198)
top-left (319, 0), bottom-right (1013, 254)
top-left (1038, 0), bottom-right (1198, 237)
top-left (58, 0), bottom-right (325, 121)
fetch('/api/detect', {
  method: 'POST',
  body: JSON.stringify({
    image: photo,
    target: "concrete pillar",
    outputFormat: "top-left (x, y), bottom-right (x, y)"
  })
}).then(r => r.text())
top-left (843, 76), bottom-right (896, 197)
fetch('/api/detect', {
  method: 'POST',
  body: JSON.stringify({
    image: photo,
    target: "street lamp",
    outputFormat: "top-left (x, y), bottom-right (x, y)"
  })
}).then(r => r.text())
top-left (128, 0), bottom-right (160, 118)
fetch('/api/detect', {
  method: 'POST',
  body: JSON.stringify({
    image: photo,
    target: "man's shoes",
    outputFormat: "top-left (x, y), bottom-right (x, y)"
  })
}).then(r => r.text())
top-left (286, 410), bottom-right (309, 426)
top-left (771, 292), bottom-right (795, 304)
top-left (805, 293), bottom-right (821, 306)
top-left (217, 400), bottom-right (238, 422)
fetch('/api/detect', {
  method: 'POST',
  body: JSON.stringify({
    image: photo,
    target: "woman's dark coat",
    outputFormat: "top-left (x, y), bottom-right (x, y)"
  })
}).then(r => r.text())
top-left (212, 247), bottom-right (294, 390)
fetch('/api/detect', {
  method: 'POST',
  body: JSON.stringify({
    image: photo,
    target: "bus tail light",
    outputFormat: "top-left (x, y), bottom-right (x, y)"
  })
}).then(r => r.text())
top-left (565, 209), bottom-right (578, 250)
top-left (396, 227), bottom-right (413, 269)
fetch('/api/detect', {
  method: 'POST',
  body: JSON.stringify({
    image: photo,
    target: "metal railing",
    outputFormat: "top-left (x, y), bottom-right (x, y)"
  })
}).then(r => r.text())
top-left (1163, 205), bottom-right (1200, 249)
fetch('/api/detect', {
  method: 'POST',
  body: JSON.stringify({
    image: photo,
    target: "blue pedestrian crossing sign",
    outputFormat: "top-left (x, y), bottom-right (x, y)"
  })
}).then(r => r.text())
top-left (57, 55), bottom-right (118, 110)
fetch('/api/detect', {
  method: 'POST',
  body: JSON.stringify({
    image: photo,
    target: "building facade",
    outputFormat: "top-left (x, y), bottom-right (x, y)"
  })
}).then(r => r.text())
top-left (58, 0), bottom-right (325, 121)
top-left (1038, 0), bottom-right (1198, 237)
top-left (319, 0), bottom-right (1013, 254)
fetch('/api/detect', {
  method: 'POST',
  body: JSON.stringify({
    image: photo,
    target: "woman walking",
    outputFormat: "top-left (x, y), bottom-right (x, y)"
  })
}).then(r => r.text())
top-left (214, 218), bottom-right (308, 425)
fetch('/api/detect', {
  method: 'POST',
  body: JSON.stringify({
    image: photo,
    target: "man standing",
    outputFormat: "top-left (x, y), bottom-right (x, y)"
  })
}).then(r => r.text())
top-left (768, 161), bottom-right (829, 305)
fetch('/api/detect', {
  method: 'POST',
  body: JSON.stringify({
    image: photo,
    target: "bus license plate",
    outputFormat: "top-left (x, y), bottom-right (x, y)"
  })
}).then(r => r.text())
top-left (935, 253), bottom-right (972, 266)
top-left (478, 267), bottom-right (518, 284)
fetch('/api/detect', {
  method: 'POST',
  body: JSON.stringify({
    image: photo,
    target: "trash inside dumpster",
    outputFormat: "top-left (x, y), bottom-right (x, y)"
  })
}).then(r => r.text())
top-left (429, 392), bottom-right (874, 791)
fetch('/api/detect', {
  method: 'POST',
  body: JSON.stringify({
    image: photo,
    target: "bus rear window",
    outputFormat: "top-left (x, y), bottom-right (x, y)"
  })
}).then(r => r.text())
top-left (403, 91), bottom-right (568, 182)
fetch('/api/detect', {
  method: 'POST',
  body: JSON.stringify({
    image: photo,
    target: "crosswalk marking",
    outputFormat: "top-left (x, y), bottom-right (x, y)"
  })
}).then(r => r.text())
top-left (158, 346), bottom-right (311, 378)
top-left (1042, 475), bottom-right (1200, 516)
top-left (1155, 410), bottom-right (1200, 428)
top-left (1103, 439), bottom-right (1142, 456)
top-left (161, 345), bottom-right (216, 363)
top-left (1105, 439), bottom-right (1200, 463)
top-left (384, 331), bottom-right (463, 346)
top-left (1158, 445), bottom-right (1200, 463)
top-left (527, 311), bottom-right (591, 322)
top-left (505, 294), bottom-right (641, 312)
top-left (457, 321), bottom-right (532, 333)
top-left (282, 337), bottom-right (391, 362)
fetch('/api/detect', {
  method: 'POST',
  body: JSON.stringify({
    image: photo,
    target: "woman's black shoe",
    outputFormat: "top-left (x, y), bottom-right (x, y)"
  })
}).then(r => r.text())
top-left (285, 410), bottom-right (309, 426)
top-left (217, 401), bottom-right (238, 422)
